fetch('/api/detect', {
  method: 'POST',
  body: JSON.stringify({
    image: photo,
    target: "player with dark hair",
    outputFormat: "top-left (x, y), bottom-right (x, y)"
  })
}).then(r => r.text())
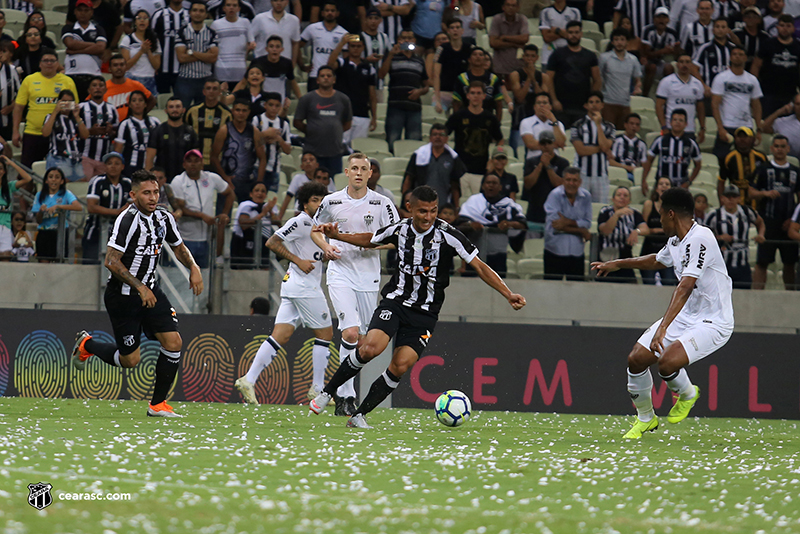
top-left (592, 187), bottom-right (734, 439)
top-left (235, 181), bottom-right (333, 404)
top-left (71, 169), bottom-right (204, 418)
top-left (309, 185), bottom-right (527, 429)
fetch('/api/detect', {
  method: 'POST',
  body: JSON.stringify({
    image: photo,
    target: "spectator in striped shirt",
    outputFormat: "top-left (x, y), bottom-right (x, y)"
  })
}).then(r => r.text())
top-left (42, 90), bottom-right (90, 182)
top-left (251, 92), bottom-right (291, 193)
top-left (81, 152), bottom-right (132, 264)
top-left (680, 0), bottom-right (714, 57)
top-left (6, 0), bottom-right (39, 16)
top-left (610, 113), bottom-right (648, 182)
top-left (730, 6), bottom-right (768, 70)
top-left (690, 17), bottom-right (734, 101)
top-left (175, 1), bottom-right (220, 110)
top-left (640, 7), bottom-right (680, 95)
top-left (114, 90), bottom-right (161, 175)
top-left (571, 91), bottom-right (616, 203)
top-left (640, 108), bottom-right (702, 196)
top-left (151, 0), bottom-right (189, 95)
top-left (0, 42), bottom-right (20, 146)
top-left (614, 0), bottom-right (670, 39)
top-left (79, 75), bottom-right (119, 180)
top-left (596, 186), bottom-right (650, 283)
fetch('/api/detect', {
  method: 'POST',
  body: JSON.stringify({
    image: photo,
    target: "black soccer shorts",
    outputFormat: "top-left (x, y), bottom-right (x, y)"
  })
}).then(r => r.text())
top-left (368, 299), bottom-right (438, 357)
top-left (104, 284), bottom-right (179, 355)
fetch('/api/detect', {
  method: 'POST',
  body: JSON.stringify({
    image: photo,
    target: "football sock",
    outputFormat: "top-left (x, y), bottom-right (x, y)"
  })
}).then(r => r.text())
top-left (84, 339), bottom-right (121, 367)
top-left (151, 348), bottom-right (180, 406)
top-left (312, 339), bottom-right (330, 390)
top-left (627, 368), bottom-right (655, 422)
top-left (659, 368), bottom-right (696, 399)
top-left (355, 369), bottom-right (400, 416)
top-left (337, 339), bottom-right (358, 399)
top-left (323, 349), bottom-right (366, 396)
top-left (245, 336), bottom-right (279, 384)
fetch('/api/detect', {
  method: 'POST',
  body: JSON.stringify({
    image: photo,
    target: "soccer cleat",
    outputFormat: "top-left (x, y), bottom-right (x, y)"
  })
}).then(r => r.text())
top-left (346, 413), bottom-right (372, 429)
top-left (309, 391), bottom-right (332, 414)
top-left (235, 377), bottom-right (259, 405)
top-left (71, 330), bottom-right (93, 371)
top-left (623, 416), bottom-right (659, 439)
top-left (307, 384), bottom-right (322, 401)
top-left (147, 401), bottom-right (183, 418)
top-left (667, 386), bottom-right (701, 424)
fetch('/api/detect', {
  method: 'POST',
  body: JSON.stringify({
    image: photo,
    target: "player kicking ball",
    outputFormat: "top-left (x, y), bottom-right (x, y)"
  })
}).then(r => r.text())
top-left (309, 185), bottom-right (527, 429)
top-left (235, 182), bottom-right (334, 404)
top-left (71, 170), bottom-right (204, 418)
top-left (592, 187), bottom-right (733, 439)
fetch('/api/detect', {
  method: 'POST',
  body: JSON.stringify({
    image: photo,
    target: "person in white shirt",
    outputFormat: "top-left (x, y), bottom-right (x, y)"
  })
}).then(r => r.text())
top-left (311, 152), bottom-right (400, 416)
top-left (592, 187), bottom-right (733, 439)
top-left (519, 92), bottom-right (566, 159)
top-left (299, 1), bottom-right (347, 90)
top-left (120, 9), bottom-right (162, 95)
top-left (251, 0), bottom-right (301, 65)
top-left (655, 53), bottom-right (706, 140)
top-left (170, 149), bottom-right (235, 268)
top-left (211, 0), bottom-right (255, 89)
top-left (235, 181), bottom-right (334, 405)
top-left (538, 0), bottom-right (581, 65)
top-left (710, 45), bottom-right (763, 163)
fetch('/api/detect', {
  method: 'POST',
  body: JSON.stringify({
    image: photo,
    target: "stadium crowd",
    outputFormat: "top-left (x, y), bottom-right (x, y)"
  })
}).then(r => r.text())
top-left (1, 0), bottom-right (800, 290)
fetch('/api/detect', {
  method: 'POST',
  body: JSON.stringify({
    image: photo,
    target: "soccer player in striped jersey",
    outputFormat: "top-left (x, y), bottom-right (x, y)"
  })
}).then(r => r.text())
top-left (309, 185), bottom-right (526, 429)
top-left (235, 181), bottom-right (333, 405)
top-left (71, 170), bottom-right (204, 418)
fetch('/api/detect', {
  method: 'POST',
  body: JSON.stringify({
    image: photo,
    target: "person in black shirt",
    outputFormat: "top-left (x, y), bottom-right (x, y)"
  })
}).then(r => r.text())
top-left (731, 6), bottom-right (769, 71)
top-left (433, 18), bottom-right (475, 114)
top-left (81, 151), bottom-right (131, 264)
top-left (328, 33), bottom-right (377, 146)
top-left (507, 44), bottom-right (549, 158)
top-left (451, 46), bottom-right (505, 119)
top-left (311, 0), bottom-right (367, 34)
top-left (749, 134), bottom-right (800, 290)
top-left (228, 65), bottom-right (270, 119)
top-left (522, 129), bottom-right (569, 226)
top-left (445, 81), bottom-right (503, 185)
top-left (309, 185), bottom-right (526, 429)
top-left (67, 0), bottom-right (121, 47)
top-left (751, 14), bottom-right (800, 118)
top-left (247, 35), bottom-right (301, 115)
top-left (145, 96), bottom-right (199, 181)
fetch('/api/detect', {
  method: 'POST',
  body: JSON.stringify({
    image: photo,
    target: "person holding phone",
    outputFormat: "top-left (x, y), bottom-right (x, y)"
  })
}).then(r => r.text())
top-left (42, 89), bottom-right (90, 182)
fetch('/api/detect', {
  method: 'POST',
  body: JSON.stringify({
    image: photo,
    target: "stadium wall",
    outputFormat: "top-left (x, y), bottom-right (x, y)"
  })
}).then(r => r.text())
top-left (0, 310), bottom-right (797, 420)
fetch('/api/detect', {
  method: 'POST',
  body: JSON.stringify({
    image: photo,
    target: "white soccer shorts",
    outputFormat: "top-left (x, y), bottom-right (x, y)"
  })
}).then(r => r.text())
top-left (637, 317), bottom-right (732, 364)
top-left (327, 286), bottom-right (378, 335)
top-left (0, 225), bottom-right (13, 253)
top-left (274, 296), bottom-right (333, 330)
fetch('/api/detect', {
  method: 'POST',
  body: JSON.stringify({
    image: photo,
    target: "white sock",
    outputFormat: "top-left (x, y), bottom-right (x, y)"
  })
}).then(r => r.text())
top-left (337, 339), bottom-right (357, 398)
top-left (113, 351), bottom-right (121, 367)
top-left (312, 339), bottom-right (330, 390)
top-left (659, 368), bottom-right (695, 399)
top-left (245, 336), bottom-right (280, 384)
top-left (627, 368), bottom-right (655, 422)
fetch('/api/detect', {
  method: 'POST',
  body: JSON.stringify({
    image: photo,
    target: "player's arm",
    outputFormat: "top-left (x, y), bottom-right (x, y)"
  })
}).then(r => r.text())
top-left (266, 233), bottom-right (316, 273)
top-left (315, 223), bottom-right (376, 248)
top-left (104, 246), bottom-right (157, 307)
top-left (591, 253), bottom-right (667, 276)
top-left (170, 241), bottom-right (203, 295)
top-left (468, 256), bottom-right (526, 310)
top-left (310, 219), bottom-right (344, 259)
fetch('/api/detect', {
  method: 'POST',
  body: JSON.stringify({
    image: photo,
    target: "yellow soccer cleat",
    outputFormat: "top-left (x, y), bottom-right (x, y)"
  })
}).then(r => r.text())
top-left (623, 416), bottom-right (659, 439)
top-left (667, 386), bottom-right (701, 424)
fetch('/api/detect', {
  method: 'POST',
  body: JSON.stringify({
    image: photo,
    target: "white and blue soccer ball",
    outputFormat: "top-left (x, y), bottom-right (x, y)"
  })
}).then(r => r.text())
top-left (434, 390), bottom-right (472, 427)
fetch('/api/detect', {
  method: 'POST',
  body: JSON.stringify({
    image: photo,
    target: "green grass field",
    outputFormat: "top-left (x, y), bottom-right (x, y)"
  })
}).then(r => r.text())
top-left (1, 397), bottom-right (799, 534)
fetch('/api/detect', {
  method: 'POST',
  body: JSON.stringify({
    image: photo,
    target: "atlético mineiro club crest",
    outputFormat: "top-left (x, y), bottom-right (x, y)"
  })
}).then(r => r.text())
top-left (28, 482), bottom-right (53, 510)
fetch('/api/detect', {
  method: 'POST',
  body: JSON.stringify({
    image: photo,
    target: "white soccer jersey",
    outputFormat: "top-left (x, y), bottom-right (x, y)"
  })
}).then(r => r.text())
top-left (539, 5), bottom-right (581, 64)
top-left (275, 211), bottom-right (325, 298)
top-left (300, 22), bottom-right (348, 78)
top-left (655, 223), bottom-right (734, 330)
top-left (314, 187), bottom-right (399, 291)
top-left (656, 73), bottom-right (705, 132)
top-left (711, 69), bottom-right (763, 129)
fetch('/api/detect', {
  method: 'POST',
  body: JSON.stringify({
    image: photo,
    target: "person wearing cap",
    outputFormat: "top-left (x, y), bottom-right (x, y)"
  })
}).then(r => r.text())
top-left (749, 134), bottom-right (800, 289)
top-left (82, 152), bottom-right (132, 264)
top-left (705, 183), bottom-right (765, 289)
top-left (146, 96), bottom-right (199, 181)
top-left (170, 149), bottom-right (235, 268)
top-left (522, 129), bottom-right (569, 228)
top-left (251, 0), bottom-right (301, 65)
top-left (731, 5), bottom-right (770, 71)
top-left (751, 14), bottom-right (800, 118)
top-left (641, 7), bottom-right (681, 96)
top-left (710, 45), bottom-right (763, 165)
top-left (599, 28), bottom-right (643, 129)
top-left (366, 158), bottom-right (396, 206)
top-left (613, 0), bottom-right (670, 40)
top-left (484, 147), bottom-right (518, 200)
top-left (728, 0), bottom-right (758, 31)
top-left (717, 125), bottom-right (767, 205)
top-left (62, 0), bottom-right (107, 101)
top-left (79, 75), bottom-right (120, 181)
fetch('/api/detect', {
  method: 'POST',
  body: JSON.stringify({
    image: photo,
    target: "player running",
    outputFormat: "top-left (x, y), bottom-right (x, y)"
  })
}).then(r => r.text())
top-left (592, 187), bottom-right (734, 439)
top-left (310, 152), bottom-right (399, 416)
top-left (71, 170), bottom-right (204, 418)
top-left (235, 182), bottom-right (334, 404)
top-left (309, 185), bottom-right (527, 429)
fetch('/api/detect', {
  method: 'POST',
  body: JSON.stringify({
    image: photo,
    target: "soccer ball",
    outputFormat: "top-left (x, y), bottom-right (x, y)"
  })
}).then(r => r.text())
top-left (434, 390), bottom-right (472, 427)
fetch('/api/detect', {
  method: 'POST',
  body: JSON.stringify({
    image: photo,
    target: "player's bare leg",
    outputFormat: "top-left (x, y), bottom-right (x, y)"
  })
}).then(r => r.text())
top-left (657, 341), bottom-right (700, 424)
top-left (236, 323), bottom-right (296, 405)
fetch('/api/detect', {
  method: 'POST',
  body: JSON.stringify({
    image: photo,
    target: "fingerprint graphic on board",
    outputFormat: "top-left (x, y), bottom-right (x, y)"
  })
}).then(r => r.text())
top-left (14, 330), bottom-right (68, 398)
top-left (181, 333), bottom-right (235, 402)
top-left (292, 338), bottom-right (339, 404)
top-left (69, 331), bottom-right (123, 400)
top-left (237, 335), bottom-right (289, 404)
top-left (127, 337), bottom-right (176, 401)
top-left (0, 335), bottom-right (9, 397)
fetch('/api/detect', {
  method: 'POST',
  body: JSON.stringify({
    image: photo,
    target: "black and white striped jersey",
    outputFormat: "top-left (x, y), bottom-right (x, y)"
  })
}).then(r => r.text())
top-left (252, 113), bottom-right (290, 173)
top-left (79, 100), bottom-right (120, 160)
top-left (681, 20), bottom-right (713, 58)
top-left (597, 205), bottom-right (645, 250)
top-left (648, 133), bottom-right (702, 186)
top-left (175, 24), bottom-right (219, 79)
top-left (733, 28), bottom-right (770, 67)
top-left (84, 175), bottom-right (132, 242)
top-left (0, 63), bottom-right (20, 129)
top-left (152, 6), bottom-right (190, 75)
top-left (752, 161), bottom-right (800, 221)
top-left (107, 205), bottom-right (183, 295)
top-left (115, 115), bottom-right (161, 174)
top-left (371, 218), bottom-right (479, 316)
top-left (613, 0), bottom-right (670, 38)
top-left (641, 24), bottom-right (680, 52)
top-left (7, 0), bottom-right (37, 14)
top-left (611, 134), bottom-right (648, 167)
top-left (692, 39), bottom-right (734, 87)
top-left (377, 0), bottom-right (411, 44)
top-left (571, 115), bottom-right (616, 177)
top-left (45, 113), bottom-right (82, 160)
top-left (705, 204), bottom-right (758, 268)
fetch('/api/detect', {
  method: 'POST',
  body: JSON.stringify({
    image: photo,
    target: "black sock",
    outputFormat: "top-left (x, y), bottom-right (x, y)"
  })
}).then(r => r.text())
top-left (151, 348), bottom-right (180, 405)
top-left (323, 349), bottom-right (366, 396)
top-left (84, 338), bottom-right (120, 367)
top-left (355, 370), bottom-right (400, 416)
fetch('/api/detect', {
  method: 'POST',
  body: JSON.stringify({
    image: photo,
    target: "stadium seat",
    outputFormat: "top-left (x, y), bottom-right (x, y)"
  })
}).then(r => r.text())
top-left (608, 166), bottom-right (632, 186)
top-left (582, 20), bottom-right (600, 33)
top-left (528, 35), bottom-right (544, 52)
top-left (516, 258), bottom-right (543, 279)
top-left (523, 237), bottom-right (544, 259)
top-left (638, 111), bottom-right (660, 134)
top-left (353, 137), bottom-right (390, 154)
top-left (560, 146), bottom-right (576, 163)
top-left (393, 139), bottom-right (426, 157)
top-left (630, 96), bottom-right (656, 112)
top-left (32, 161), bottom-right (46, 178)
top-left (604, 20), bottom-right (614, 38)
top-left (3, 10), bottom-right (27, 23)
top-left (630, 186), bottom-right (647, 205)
top-left (297, 82), bottom-right (307, 95)
top-left (580, 38), bottom-right (596, 52)
top-left (42, 10), bottom-right (67, 25)
top-left (157, 93), bottom-right (173, 109)
top-left (376, 103), bottom-right (388, 118)
top-left (645, 131), bottom-right (660, 147)
top-left (527, 18), bottom-right (539, 35)
top-left (584, 30), bottom-right (605, 48)
top-left (421, 106), bottom-right (447, 124)
top-left (68, 181), bottom-right (90, 199)
top-left (379, 174), bottom-right (404, 191)
top-left (599, 38), bottom-right (609, 52)
top-left (290, 146), bottom-right (304, 167)
top-left (368, 120), bottom-right (385, 139)
top-left (591, 202), bottom-right (605, 220)
top-left (381, 157), bottom-right (409, 175)
top-left (507, 162), bottom-right (525, 180)
top-left (150, 109), bottom-right (168, 123)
